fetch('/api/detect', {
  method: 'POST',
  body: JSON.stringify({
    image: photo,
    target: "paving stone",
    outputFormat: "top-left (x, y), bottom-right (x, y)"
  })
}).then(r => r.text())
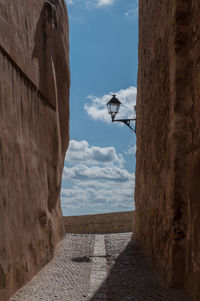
top-left (10, 232), bottom-right (191, 301)
top-left (87, 235), bottom-right (107, 300)
top-left (103, 233), bottom-right (191, 301)
top-left (11, 234), bottom-right (95, 301)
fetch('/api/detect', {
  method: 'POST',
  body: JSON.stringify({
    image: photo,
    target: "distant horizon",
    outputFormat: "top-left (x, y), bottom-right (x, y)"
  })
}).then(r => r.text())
top-left (61, 0), bottom-right (138, 216)
top-left (63, 208), bottom-right (135, 217)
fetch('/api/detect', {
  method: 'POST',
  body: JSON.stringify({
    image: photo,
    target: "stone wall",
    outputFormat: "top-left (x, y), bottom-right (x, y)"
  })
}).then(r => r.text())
top-left (64, 211), bottom-right (134, 234)
top-left (135, 0), bottom-right (200, 300)
top-left (0, 1), bottom-right (70, 300)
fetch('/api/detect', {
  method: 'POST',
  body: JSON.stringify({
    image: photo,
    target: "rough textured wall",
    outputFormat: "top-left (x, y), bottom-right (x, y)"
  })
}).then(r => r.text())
top-left (63, 211), bottom-right (134, 234)
top-left (135, 0), bottom-right (200, 300)
top-left (0, 1), bottom-right (70, 300)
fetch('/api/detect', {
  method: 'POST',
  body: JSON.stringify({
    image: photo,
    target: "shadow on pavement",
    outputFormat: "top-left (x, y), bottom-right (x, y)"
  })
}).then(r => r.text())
top-left (71, 256), bottom-right (91, 263)
top-left (89, 239), bottom-right (191, 301)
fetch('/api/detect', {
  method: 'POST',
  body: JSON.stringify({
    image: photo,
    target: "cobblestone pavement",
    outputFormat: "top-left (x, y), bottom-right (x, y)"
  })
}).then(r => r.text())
top-left (11, 233), bottom-right (191, 301)
top-left (91, 233), bottom-right (190, 301)
top-left (87, 235), bottom-right (107, 301)
top-left (11, 234), bottom-right (95, 301)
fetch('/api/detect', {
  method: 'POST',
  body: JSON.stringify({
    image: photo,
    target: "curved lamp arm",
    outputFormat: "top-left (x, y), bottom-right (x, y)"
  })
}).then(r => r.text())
top-left (112, 118), bottom-right (136, 133)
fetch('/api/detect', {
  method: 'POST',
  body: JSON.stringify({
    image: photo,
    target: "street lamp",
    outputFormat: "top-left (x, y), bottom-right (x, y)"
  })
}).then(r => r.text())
top-left (107, 95), bottom-right (136, 133)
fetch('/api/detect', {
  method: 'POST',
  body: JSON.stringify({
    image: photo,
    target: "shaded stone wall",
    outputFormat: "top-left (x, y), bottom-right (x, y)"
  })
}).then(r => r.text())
top-left (0, 1), bottom-right (70, 299)
top-left (63, 211), bottom-right (134, 234)
top-left (135, 0), bottom-right (200, 300)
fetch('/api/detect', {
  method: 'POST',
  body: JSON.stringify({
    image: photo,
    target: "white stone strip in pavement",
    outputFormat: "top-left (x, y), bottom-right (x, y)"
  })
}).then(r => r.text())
top-left (87, 235), bottom-right (107, 300)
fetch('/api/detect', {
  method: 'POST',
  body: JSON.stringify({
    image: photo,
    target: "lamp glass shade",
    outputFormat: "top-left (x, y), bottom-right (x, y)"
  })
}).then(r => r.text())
top-left (107, 95), bottom-right (121, 118)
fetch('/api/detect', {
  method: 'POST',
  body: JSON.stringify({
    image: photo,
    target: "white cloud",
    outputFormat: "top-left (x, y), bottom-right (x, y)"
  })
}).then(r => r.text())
top-left (84, 86), bottom-right (137, 123)
top-left (124, 8), bottom-right (138, 19)
top-left (61, 139), bottom-right (135, 215)
top-left (63, 164), bottom-right (132, 182)
top-left (66, 140), bottom-right (124, 166)
top-left (61, 176), bottom-right (134, 212)
top-left (97, 0), bottom-right (114, 7)
top-left (65, 0), bottom-right (115, 8)
top-left (124, 145), bottom-right (137, 155)
top-left (66, 0), bottom-right (73, 5)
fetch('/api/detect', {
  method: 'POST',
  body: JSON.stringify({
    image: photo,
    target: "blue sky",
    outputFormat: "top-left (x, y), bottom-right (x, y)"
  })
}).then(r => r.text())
top-left (61, 0), bottom-right (138, 216)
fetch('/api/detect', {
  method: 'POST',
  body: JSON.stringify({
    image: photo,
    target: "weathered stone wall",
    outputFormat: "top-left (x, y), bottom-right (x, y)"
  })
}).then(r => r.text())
top-left (135, 0), bottom-right (200, 300)
top-left (63, 211), bottom-right (134, 234)
top-left (0, 1), bottom-right (70, 300)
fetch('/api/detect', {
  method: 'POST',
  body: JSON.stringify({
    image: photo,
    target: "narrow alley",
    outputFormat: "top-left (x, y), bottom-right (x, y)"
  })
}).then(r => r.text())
top-left (11, 233), bottom-right (190, 301)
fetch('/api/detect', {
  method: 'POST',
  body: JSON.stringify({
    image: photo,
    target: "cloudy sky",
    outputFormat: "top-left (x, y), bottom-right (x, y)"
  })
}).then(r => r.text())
top-left (62, 0), bottom-right (138, 216)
